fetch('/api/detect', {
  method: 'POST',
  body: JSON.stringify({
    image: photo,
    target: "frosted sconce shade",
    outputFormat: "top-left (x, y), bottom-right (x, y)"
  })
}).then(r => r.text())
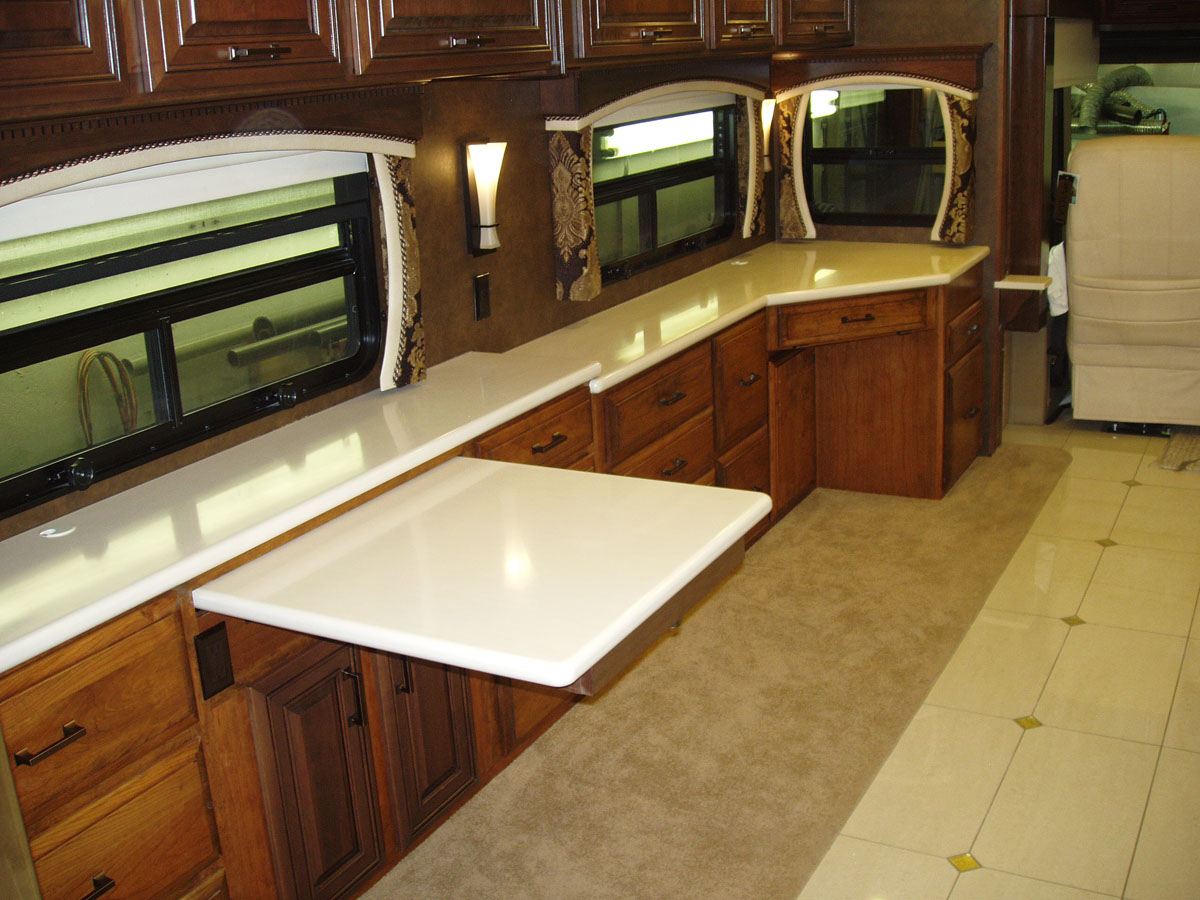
top-left (760, 98), bottom-right (776, 172)
top-left (465, 141), bottom-right (507, 252)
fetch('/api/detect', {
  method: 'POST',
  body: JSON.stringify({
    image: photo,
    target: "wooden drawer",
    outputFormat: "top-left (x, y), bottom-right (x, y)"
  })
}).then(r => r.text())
top-left (717, 427), bottom-right (770, 495)
top-left (179, 868), bottom-right (228, 900)
top-left (713, 314), bottom-right (769, 453)
top-left (944, 343), bottom-right (985, 490)
top-left (945, 300), bottom-right (985, 367)
top-left (474, 387), bottom-right (594, 468)
top-left (769, 290), bottom-right (932, 349)
top-left (1, 613), bottom-right (196, 825)
top-left (612, 412), bottom-right (715, 484)
top-left (601, 342), bottom-right (713, 467)
top-left (31, 745), bottom-right (219, 900)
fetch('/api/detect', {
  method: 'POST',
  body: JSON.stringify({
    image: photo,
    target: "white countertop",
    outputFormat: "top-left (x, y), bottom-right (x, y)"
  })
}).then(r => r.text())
top-left (194, 458), bottom-right (771, 687)
top-left (0, 352), bottom-right (598, 673)
top-left (510, 241), bottom-right (989, 391)
top-left (0, 239), bottom-right (989, 675)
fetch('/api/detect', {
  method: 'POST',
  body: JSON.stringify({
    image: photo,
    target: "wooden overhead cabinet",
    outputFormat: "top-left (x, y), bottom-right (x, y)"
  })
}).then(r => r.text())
top-left (572, 0), bottom-right (707, 59)
top-left (135, 0), bottom-right (347, 95)
top-left (710, 0), bottom-right (777, 51)
top-left (778, 0), bottom-right (854, 47)
top-left (0, 0), bottom-right (132, 119)
top-left (348, 0), bottom-right (559, 78)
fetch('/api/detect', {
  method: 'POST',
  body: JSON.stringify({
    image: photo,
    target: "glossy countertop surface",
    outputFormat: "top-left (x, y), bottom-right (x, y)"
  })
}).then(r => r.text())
top-left (194, 458), bottom-right (771, 687)
top-left (510, 241), bottom-right (989, 391)
top-left (0, 352), bottom-right (598, 672)
top-left (0, 239), bottom-right (988, 675)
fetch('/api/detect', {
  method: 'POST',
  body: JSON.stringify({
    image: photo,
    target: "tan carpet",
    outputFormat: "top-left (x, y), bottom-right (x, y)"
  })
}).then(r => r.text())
top-left (362, 443), bottom-right (1070, 900)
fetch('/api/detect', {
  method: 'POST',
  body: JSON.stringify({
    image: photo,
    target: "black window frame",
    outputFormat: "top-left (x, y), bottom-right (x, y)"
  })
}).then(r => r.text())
top-left (593, 104), bottom-right (738, 284)
top-left (802, 96), bottom-right (946, 228)
top-left (0, 171), bottom-right (381, 519)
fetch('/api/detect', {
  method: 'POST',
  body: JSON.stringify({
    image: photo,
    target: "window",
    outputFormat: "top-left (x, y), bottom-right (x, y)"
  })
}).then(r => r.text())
top-left (803, 86), bottom-right (946, 226)
top-left (593, 105), bottom-right (737, 282)
top-left (0, 155), bottom-right (380, 518)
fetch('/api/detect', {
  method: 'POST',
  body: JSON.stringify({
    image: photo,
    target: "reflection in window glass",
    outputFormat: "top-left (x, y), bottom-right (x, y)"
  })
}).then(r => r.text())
top-left (0, 334), bottom-right (163, 480)
top-left (805, 86), bottom-right (946, 225)
top-left (172, 279), bottom-right (359, 414)
top-left (592, 105), bottom-right (735, 281)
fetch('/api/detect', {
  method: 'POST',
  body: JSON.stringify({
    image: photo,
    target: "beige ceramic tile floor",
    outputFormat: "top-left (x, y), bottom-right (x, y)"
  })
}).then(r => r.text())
top-left (796, 416), bottom-right (1200, 900)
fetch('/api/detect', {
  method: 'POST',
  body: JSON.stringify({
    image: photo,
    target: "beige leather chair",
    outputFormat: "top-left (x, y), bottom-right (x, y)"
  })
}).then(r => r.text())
top-left (1066, 135), bottom-right (1200, 426)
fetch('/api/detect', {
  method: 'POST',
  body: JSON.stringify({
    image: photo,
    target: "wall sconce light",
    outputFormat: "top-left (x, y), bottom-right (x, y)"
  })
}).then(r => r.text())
top-left (760, 98), bottom-right (777, 173)
top-left (464, 141), bottom-right (507, 253)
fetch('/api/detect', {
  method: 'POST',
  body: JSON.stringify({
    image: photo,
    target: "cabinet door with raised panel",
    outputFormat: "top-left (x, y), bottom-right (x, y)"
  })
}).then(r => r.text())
top-left (135, 0), bottom-right (346, 96)
top-left (252, 642), bottom-right (381, 900)
top-left (378, 654), bottom-right (476, 847)
top-left (778, 0), bottom-right (853, 47)
top-left (0, 0), bottom-right (131, 120)
top-left (575, 0), bottom-right (706, 59)
top-left (350, 0), bottom-right (557, 79)
top-left (711, 0), bottom-right (775, 51)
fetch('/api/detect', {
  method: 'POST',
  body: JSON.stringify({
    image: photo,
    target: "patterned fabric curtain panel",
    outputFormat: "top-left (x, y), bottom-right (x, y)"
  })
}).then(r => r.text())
top-left (933, 94), bottom-right (977, 245)
top-left (549, 129), bottom-right (602, 303)
top-left (738, 96), bottom-right (767, 241)
top-left (777, 95), bottom-right (810, 241)
top-left (376, 154), bottom-right (427, 390)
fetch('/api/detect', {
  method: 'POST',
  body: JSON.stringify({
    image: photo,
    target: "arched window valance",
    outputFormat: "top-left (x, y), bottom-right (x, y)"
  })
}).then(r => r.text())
top-left (774, 75), bottom-right (979, 244)
top-left (545, 81), bottom-right (771, 303)
top-left (0, 131), bottom-right (425, 392)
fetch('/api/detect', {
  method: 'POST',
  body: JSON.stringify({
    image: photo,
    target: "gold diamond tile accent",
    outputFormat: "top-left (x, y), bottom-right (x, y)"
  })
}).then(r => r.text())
top-left (1096, 538), bottom-right (1118, 548)
top-left (1015, 715), bottom-right (1042, 730)
top-left (949, 853), bottom-right (981, 872)
top-left (1123, 479), bottom-right (1141, 487)
top-left (1062, 615), bottom-right (1086, 626)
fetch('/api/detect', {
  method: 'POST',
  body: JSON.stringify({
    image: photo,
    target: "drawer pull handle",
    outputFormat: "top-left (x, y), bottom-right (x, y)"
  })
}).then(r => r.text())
top-left (80, 873), bottom-right (115, 900)
top-left (738, 372), bottom-right (761, 388)
top-left (733, 24), bottom-right (765, 38)
top-left (661, 458), bottom-right (688, 477)
top-left (814, 23), bottom-right (829, 33)
top-left (841, 313), bottom-right (876, 324)
top-left (394, 657), bottom-right (412, 695)
top-left (640, 28), bottom-right (672, 40)
top-left (531, 433), bottom-right (567, 454)
top-left (228, 44), bottom-right (291, 61)
top-left (449, 35), bottom-right (496, 48)
top-left (342, 668), bottom-right (366, 727)
top-left (966, 323), bottom-right (981, 336)
top-left (14, 721), bottom-right (86, 767)
top-left (659, 391), bottom-right (686, 407)
top-left (964, 406), bottom-right (981, 420)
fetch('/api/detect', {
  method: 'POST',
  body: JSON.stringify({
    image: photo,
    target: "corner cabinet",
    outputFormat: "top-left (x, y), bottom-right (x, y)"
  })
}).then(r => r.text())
top-left (249, 641), bottom-right (383, 900)
top-left (135, 0), bottom-right (347, 96)
top-left (348, 0), bottom-right (560, 79)
top-left (767, 262), bottom-right (985, 499)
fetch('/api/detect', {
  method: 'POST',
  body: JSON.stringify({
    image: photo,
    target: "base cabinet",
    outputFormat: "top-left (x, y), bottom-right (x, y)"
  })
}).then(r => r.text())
top-left (250, 642), bottom-right (382, 900)
top-left (376, 653), bottom-right (476, 848)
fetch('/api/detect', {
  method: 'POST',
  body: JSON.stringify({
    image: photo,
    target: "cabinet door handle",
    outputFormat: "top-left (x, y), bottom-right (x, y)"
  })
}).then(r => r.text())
top-left (660, 458), bottom-right (688, 477)
top-left (963, 406), bottom-right (981, 419)
top-left (449, 35), bottom-right (496, 48)
top-left (531, 433), bottom-right (567, 454)
top-left (79, 873), bottom-right (115, 900)
top-left (658, 390), bottom-right (686, 407)
top-left (639, 28), bottom-right (672, 40)
top-left (966, 323), bottom-right (981, 336)
top-left (738, 372), bottom-right (761, 388)
top-left (394, 658), bottom-right (412, 695)
top-left (814, 23), bottom-right (829, 33)
top-left (733, 25), bottom-right (765, 38)
top-left (14, 721), bottom-right (86, 767)
top-left (342, 667), bottom-right (366, 727)
top-left (228, 44), bottom-right (291, 61)
top-left (841, 313), bottom-right (876, 324)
